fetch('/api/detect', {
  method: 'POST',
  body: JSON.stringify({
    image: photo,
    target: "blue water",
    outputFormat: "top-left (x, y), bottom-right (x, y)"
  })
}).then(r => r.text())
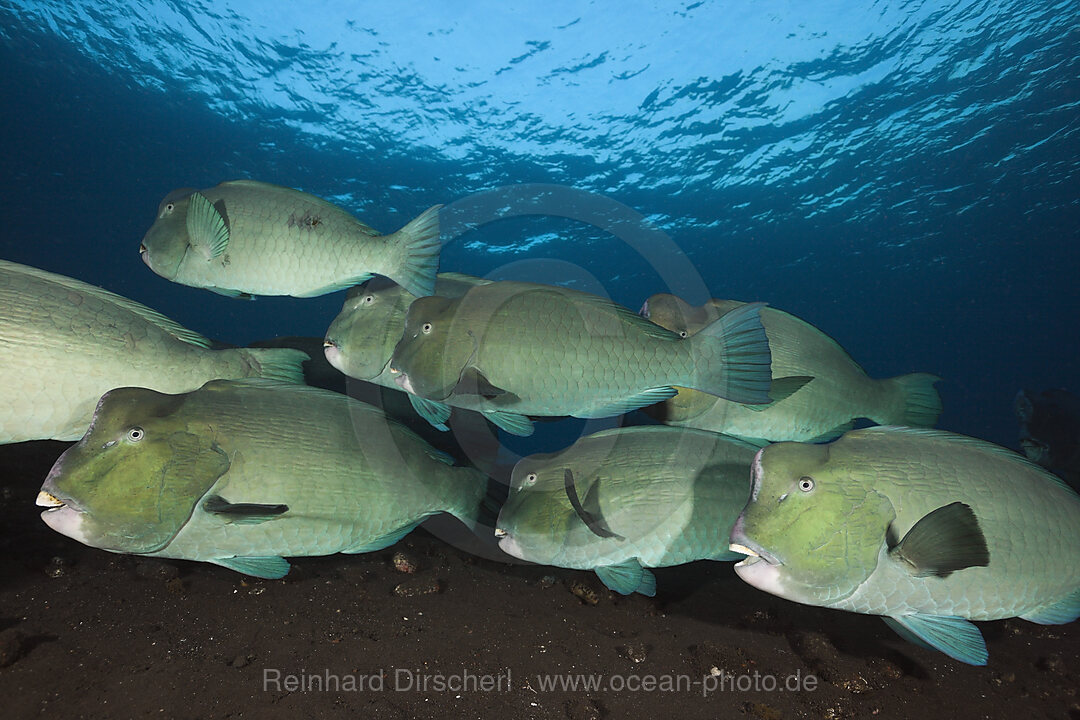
top-left (1, 0), bottom-right (1078, 450)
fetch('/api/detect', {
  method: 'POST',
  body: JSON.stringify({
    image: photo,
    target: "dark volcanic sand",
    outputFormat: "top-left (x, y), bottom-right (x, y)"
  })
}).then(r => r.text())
top-left (1, 440), bottom-right (1078, 720)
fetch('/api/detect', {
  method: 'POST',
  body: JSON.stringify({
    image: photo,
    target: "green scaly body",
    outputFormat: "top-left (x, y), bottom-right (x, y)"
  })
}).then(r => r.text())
top-left (497, 426), bottom-right (757, 594)
top-left (141, 180), bottom-right (440, 298)
top-left (0, 260), bottom-right (306, 443)
top-left (391, 281), bottom-right (771, 425)
top-left (823, 429), bottom-right (1080, 620)
top-left (643, 294), bottom-right (942, 443)
top-left (38, 381), bottom-right (486, 577)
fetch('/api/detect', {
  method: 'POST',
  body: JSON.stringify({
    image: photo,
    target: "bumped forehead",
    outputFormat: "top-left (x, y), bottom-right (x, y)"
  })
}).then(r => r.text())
top-left (88, 387), bottom-right (186, 435)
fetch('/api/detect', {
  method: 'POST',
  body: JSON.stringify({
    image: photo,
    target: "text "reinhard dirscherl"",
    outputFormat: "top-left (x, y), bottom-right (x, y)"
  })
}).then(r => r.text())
top-left (264, 668), bottom-right (512, 693)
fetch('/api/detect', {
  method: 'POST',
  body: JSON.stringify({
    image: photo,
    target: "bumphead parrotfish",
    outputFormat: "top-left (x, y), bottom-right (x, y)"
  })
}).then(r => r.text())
top-left (641, 293), bottom-right (942, 443)
top-left (0, 259), bottom-right (307, 444)
top-left (730, 426), bottom-right (1080, 665)
top-left (495, 426), bottom-right (758, 596)
top-left (140, 179), bottom-right (441, 298)
top-left (388, 281), bottom-right (773, 435)
top-left (36, 380), bottom-right (488, 578)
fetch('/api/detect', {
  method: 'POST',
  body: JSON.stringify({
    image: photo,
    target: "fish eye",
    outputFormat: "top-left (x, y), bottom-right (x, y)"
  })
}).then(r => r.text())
top-left (524, 472), bottom-right (537, 486)
top-left (421, 322), bottom-right (433, 334)
top-left (679, 330), bottom-right (688, 338)
top-left (363, 294), bottom-right (375, 304)
top-left (798, 476), bottom-right (815, 492)
top-left (127, 427), bottom-right (145, 442)
top-left (164, 203), bottom-right (175, 214)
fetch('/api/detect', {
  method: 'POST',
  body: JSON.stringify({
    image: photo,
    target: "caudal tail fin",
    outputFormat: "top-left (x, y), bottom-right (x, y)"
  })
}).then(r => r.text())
top-left (389, 204), bottom-right (442, 298)
top-left (882, 372), bottom-right (943, 427)
top-left (447, 465), bottom-right (494, 533)
top-left (236, 348), bottom-right (309, 384)
top-left (689, 302), bottom-right (773, 405)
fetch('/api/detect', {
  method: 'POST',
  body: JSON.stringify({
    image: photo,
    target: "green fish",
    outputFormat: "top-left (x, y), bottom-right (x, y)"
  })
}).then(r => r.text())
top-left (0, 259), bottom-right (307, 444)
top-left (323, 273), bottom-right (491, 430)
top-left (641, 293), bottom-right (942, 443)
top-left (140, 180), bottom-right (441, 298)
top-left (388, 281), bottom-right (773, 435)
top-left (36, 379), bottom-right (488, 578)
top-left (495, 426), bottom-right (758, 596)
top-left (729, 426), bottom-right (1080, 665)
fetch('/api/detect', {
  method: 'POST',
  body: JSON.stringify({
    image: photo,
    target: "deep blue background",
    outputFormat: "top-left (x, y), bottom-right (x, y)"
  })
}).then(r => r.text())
top-left (1, 3), bottom-right (1078, 452)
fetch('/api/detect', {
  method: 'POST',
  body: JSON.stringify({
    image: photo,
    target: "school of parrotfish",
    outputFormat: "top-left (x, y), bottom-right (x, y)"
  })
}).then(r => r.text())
top-left (5, 179), bottom-right (1075, 667)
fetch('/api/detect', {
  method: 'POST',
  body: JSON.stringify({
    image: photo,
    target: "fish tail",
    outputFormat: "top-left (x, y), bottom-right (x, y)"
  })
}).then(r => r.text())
top-left (445, 465), bottom-right (492, 533)
top-left (688, 301), bottom-right (772, 404)
top-left (235, 348), bottom-right (309, 384)
top-left (877, 372), bottom-right (943, 427)
top-left (387, 204), bottom-right (442, 297)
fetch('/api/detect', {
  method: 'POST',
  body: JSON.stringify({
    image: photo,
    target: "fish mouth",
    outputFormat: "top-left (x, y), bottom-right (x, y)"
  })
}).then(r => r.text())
top-left (729, 537), bottom-right (780, 568)
top-left (36, 490), bottom-right (68, 510)
top-left (392, 370), bottom-right (416, 395)
top-left (37, 489), bottom-right (85, 515)
top-left (493, 527), bottom-right (508, 538)
top-left (322, 338), bottom-right (343, 370)
top-left (495, 533), bottom-right (526, 560)
top-left (1019, 437), bottom-right (1048, 463)
top-left (36, 490), bottom-right (91, 544)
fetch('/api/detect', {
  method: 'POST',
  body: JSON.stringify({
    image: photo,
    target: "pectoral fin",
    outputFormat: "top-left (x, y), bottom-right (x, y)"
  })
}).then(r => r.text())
top-left (888, 502), bottom-right (989, 578)
top-left (564, 469), bottom-right (623, 540)
top-left (408, 394), bottom-right (451, 431)
top-left (482, 410), bottom-right (534, 436)
top-left (594, 559), bottom-right (656, 597)
top-left (455, 367), bottom-right (511, 399)
top-left (212, 555), bottom-right (291, 579)
top-left (202, 494), bottom-right (289, 524)
top-left (883, 614), bottom-right (987, 666)
top-left (186, 191), bottom-right (230, 260)
top-left (208, 286), bottom-right (253, 300)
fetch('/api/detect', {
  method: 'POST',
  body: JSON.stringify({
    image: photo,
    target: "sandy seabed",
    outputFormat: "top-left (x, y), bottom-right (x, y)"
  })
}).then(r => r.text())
top-left (1, 440), bottom-right (1077, 720)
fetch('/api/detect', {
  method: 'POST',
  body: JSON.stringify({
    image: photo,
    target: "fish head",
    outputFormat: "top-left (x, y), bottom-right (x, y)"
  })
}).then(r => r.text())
top-left (139, 188), bottom-right (197, 279)
top-left (324, 279), bottom-right (416, 381)
top-left (729, 441), bottom-right (894, 606)
top-left (495, 455), bottom-right (576, 564)
top-left (639, 293), bottom-right (695, 337)
top-left (1015, 388), bottom-right (1080, 470)
top-left (389, 295), bottom-right (474, 401)
top-left (37, 386), bottom-right (230, 554)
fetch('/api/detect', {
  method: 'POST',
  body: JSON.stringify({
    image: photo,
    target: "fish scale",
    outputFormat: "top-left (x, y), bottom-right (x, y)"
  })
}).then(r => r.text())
top-left (836, 440), bottom-right (1080, 620)
top-left (643, 294), bottom-right (942, 443)
top-left (186, 185), bottom-right (384, 294)
top-left (38, 380), bottom-right (488, 577)
top-left (141, 180), bottom-right (441, 298)
top-left (496, 426), bottom-right (758, 595)
top-left (0, 260), bottom-right (307, 443)
top-left (392, 281), bottom-right (770, 425)
top-left (732, 426), bottom-right (1080, 664)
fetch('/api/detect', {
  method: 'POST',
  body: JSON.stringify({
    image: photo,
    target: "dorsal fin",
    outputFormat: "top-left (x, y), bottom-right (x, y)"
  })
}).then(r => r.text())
top-left (0, 260), bottom-right (212, 348)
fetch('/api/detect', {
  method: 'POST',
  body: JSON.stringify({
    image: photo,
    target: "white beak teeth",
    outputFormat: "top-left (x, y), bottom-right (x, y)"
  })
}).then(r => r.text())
top-left (36, 491), bottom-right (65, 509)
top-left (729, 543), bottom-right (760, 558)
top-left (493, 528), bottom-right (507, 538)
